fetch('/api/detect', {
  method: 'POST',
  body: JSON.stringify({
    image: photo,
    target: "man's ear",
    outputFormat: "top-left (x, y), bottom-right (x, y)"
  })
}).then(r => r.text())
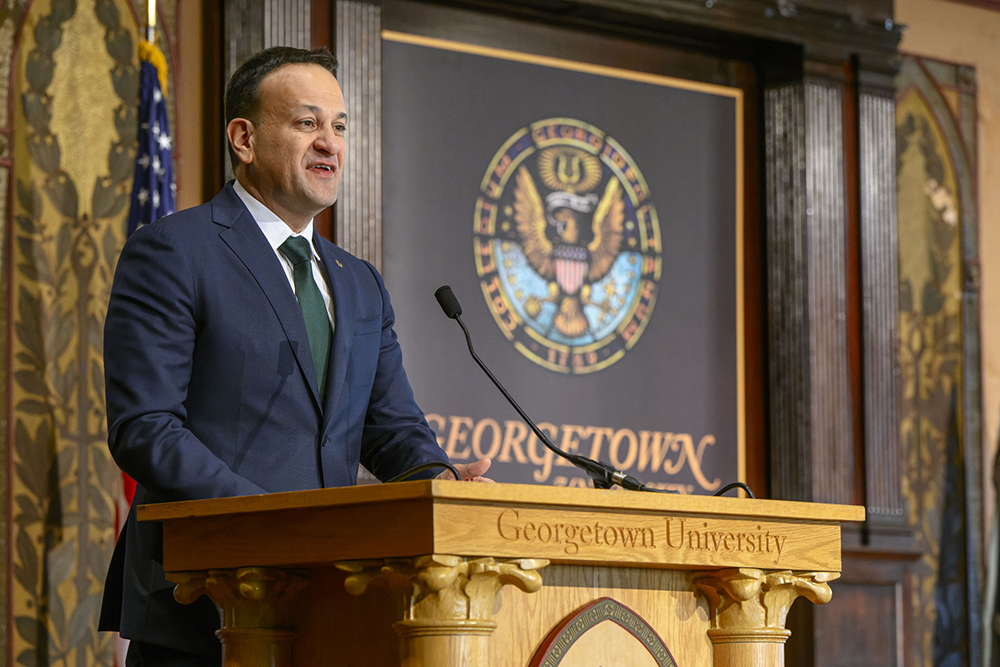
top-left (226, 118), bottom-right (255, 166)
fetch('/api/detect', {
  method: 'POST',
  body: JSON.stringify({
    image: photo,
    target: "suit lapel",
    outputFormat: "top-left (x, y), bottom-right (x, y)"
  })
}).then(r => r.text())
top-left (314, 237), bottom-right (355, 426)
top-left (213, 185), bottom-right (324, 412)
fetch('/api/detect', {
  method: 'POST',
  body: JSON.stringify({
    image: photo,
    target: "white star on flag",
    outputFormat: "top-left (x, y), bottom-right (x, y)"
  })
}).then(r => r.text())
top-left (128, 41), bottom-right (174, 237)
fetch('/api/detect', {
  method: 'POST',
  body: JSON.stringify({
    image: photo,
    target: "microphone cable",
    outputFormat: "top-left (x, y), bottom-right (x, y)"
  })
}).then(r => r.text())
top-left (385, 460), bottom-right (463, 484)
top-left (435, 285), bottom-right (676, 494)
top-left (713, 481), bottom-right (756, 499)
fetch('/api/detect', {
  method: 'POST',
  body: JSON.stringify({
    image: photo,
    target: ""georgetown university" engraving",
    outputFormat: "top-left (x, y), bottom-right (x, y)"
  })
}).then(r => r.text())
top-left (494, 510), bottom-right (791, 565)
top-left (497, 509), bottom-right (656, 556)
top-left (664, 518), bottom-right (786, 565)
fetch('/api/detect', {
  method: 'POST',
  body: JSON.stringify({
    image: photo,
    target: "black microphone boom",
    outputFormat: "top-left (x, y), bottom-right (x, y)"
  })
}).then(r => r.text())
top-left (434, 285), bottom-right (674, 493)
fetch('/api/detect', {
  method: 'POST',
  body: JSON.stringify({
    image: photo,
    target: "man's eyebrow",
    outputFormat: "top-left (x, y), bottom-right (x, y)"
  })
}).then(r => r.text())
top-left (293, 104), bottom-right (348, 122)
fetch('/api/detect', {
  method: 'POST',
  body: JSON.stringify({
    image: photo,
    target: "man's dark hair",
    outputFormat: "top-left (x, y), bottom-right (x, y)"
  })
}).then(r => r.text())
top-left (224, 46), bottom-right (339, 170)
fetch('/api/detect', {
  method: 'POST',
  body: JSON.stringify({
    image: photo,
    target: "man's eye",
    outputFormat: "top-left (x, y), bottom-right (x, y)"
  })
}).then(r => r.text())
top-left (300, 119), bottom-right (316, 128)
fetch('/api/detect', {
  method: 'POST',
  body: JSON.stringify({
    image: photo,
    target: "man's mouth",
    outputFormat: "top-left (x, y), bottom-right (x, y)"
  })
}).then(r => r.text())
top-left (309, 162), bottom-right (336, 173)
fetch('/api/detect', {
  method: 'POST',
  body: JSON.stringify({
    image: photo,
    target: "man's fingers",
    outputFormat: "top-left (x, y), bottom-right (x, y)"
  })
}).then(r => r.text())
top-left (436, 458), bottom-right (494, 481)
top-left (463, 457), bottom-right (492, 479)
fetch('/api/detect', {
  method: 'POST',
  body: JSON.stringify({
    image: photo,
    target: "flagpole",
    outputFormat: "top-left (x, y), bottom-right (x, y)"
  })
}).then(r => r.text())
top-left (146, 0), bottom-right (156, 43)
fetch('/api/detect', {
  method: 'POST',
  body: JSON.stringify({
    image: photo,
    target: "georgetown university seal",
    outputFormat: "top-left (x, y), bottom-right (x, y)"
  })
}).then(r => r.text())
top-left (474, 118), bottom-right (662, 374)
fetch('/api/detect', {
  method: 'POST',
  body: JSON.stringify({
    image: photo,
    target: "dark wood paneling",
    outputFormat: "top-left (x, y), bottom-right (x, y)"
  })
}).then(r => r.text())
top-left (383, 0), bottom-right (742, 87)
top-left (202, 1), bottom-right (225, 199)
top-left (815, 582), bottom-right (901, 666)
top-left (406, 0), bottom-right (900, 74)
top-left (843, 59), bottom-right (865, 510)
top-left (312, 0), bottom-right (334, 240)
top-left (788, 544), bottom-right (917, 667)
top-left (736, 60), bottom-right (768, 499)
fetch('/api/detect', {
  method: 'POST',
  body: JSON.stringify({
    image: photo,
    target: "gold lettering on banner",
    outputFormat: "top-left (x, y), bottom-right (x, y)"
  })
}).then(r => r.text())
top-left (425, 413), bottom-right (721, 493)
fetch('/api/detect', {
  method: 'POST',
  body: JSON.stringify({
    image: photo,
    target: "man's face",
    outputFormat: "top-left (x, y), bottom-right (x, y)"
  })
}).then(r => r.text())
top-left (239, 63), bottom-right (347, 228)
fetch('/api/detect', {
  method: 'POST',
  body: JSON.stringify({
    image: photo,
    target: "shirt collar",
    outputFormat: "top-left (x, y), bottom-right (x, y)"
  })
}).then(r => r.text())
top-left (233, 178), bottom-right (319, 259)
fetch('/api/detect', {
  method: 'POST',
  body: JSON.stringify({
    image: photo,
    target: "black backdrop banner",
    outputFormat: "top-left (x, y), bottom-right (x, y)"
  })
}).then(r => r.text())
top-left (380, 33), bottom-right (743, 494)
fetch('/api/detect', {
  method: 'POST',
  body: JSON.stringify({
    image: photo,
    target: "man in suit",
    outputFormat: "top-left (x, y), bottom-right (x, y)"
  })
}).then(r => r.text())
top-left (100, 46), bottom-right (490, 666)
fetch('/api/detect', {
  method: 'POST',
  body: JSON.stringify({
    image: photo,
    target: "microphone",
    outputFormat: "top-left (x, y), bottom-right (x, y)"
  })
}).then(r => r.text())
top-left (434, 285), bottom-right (673, 493)
top-left (435, 285), bottom-right (462, 319)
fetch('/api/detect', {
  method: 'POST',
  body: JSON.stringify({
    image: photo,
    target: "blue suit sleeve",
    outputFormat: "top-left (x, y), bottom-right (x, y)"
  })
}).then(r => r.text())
top-left (357, 262), bottom-right (450, 481)
top-left (105, 221), bottom-right (267, 501)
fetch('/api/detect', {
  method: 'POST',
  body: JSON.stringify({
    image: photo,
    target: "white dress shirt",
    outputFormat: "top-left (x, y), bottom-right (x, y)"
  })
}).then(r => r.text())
top-left (233, 179), bottom-right (335, 331)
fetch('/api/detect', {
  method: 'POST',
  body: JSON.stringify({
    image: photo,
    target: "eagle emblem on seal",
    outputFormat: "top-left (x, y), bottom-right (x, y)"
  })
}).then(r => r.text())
top-left (514, 147), bottom-right (625, 338)
top-left (474, 118), bottom-right (661, 374)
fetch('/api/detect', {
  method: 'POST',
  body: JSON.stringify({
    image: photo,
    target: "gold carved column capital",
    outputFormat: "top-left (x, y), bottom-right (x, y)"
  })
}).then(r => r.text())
top-left (338, 554), bottom-right (548, 622)
top-left (693, 568), bottom-right (838, 644)
top-left (337, 555), bottom-right (548, 667)
top-left (168, 566), bottom-right (309, 667)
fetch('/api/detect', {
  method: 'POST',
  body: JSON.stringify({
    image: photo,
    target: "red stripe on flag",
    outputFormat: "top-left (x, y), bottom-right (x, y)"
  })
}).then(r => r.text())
top-left (122, 472), bottom-right (136, 506)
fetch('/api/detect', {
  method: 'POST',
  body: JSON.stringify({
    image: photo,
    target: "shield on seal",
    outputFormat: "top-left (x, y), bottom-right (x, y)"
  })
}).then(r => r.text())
top-left (554, 257), bottom-right (588, 295)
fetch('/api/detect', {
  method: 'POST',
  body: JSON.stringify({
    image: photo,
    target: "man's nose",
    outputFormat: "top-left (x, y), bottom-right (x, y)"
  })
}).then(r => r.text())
top-left (314, 126), bottom-right (342, 155)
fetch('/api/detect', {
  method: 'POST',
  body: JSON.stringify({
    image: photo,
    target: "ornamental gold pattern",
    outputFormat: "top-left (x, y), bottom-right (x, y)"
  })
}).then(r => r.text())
top-left (1, 1), bottom-right (176, 664)
top-left (896, 55), bottom-right (977, 667)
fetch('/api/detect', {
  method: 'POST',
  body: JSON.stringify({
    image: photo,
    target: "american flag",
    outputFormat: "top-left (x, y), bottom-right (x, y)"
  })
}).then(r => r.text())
top-left (114, 39), bottom-right (177, 666)
top-left (122, 41), bottom-right (175, 506)
top-left (127, 41), bottom-right (175, 236)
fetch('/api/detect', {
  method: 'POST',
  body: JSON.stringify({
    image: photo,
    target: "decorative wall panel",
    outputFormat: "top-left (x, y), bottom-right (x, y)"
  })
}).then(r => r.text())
top-left (334, 0), bottom-right (382, 268)
top-left (765, 79), bottom-right (853, 505)
top-left (860, 89), bottom-right (903, 521)
top-left (1, 0), bottom-right (180, 664)
top-left (804, 80), bottom-right (853, 506)
top-left (896, 54), bottom-right (979, 667)
top-left (765, 82), bottom-right (811, 501)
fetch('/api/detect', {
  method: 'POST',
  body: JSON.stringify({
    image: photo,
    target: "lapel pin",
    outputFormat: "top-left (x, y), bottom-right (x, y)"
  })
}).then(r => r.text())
top-left (336, 260), bottom-right (343, 268)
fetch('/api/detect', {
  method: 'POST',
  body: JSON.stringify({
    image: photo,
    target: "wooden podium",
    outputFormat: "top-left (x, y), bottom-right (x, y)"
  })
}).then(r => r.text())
top-left (139, 481), bottom-right (864, 667)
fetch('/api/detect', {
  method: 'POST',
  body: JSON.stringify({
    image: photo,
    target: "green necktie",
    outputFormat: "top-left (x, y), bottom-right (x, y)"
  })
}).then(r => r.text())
top-left (279, 236), bottom-right (332, 397)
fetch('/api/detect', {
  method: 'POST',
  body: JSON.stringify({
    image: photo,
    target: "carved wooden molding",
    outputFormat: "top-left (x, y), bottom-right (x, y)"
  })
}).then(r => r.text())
top-left (169, 567), bottom-right (310, 667)
top-left (435, 0), bottom-right (900, 75)
top-left (338, 554), bottom-right (548, 666)
top-left (693, 568), bottom-right (837, 637)
top-left (339, 554), bottom-right (548, 622)
top-left (172, 565), bottom-right (309, 628)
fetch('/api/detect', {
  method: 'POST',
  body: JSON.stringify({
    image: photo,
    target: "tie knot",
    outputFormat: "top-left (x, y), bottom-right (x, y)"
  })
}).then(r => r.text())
top-left (279, 235), bottom-right (312, 266)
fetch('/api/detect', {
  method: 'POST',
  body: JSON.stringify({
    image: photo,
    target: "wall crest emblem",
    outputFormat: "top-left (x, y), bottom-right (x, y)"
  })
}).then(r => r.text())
top-left (474, 118), bottom-right (662, 374)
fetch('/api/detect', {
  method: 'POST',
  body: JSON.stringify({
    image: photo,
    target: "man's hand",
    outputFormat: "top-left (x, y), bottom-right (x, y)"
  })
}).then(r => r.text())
top-left (437, 457), bottom-right (494, 483)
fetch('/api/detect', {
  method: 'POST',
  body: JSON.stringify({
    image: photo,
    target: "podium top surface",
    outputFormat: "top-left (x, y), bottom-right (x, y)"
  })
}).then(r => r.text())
top-left (141, 481), bottom-right (863, 573)
top-left (140, 479), bottom-right (865, 523)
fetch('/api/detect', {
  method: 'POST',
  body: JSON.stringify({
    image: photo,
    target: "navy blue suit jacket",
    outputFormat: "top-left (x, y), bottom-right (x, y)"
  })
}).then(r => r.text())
top-left (100, 183), bottom-right (446, 653)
